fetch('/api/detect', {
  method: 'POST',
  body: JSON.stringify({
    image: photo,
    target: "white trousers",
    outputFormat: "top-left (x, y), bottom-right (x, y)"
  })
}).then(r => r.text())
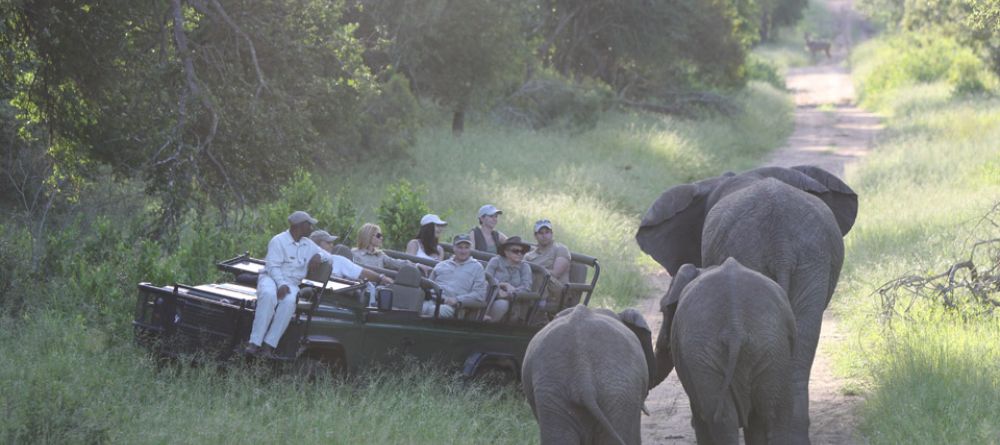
top-left (250, 275), bottom-right (299, 348)
top-left (421, 300), bottom-right (455, 318)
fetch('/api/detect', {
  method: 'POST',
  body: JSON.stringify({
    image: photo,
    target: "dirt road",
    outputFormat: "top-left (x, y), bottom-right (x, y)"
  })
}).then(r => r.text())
top-left (639, 1), bottom-right (881, 443)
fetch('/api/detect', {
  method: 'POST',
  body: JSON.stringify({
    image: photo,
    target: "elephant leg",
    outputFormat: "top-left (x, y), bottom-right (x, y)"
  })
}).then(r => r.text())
top-left (743, 409), bottom-right (767, 445)
top-left (536, 406), bottom-right (586, 445)
top-left (788, 299), bottom-right (825, 444)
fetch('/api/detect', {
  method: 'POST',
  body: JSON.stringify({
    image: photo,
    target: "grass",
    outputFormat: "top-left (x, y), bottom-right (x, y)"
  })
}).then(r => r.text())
top-left (0, 80), bottom-right (795, 443)
top-left (832, 35), bottom-right (1000, 443)
top-left (326, 82), bottom-right (793, 309)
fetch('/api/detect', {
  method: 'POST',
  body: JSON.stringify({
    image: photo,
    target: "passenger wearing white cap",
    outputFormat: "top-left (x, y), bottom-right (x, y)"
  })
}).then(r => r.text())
top-left (246, 210), bottom-right (326, 356)
top-left (406, 213), bottom-right (447, 262)
top-left (468, 204), bottom-right (507, 254)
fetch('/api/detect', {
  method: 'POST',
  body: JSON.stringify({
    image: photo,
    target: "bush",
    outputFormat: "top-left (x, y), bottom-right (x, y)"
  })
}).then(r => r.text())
top-left (492, 71), bottom-right (612, 131)
top-left (376, 179), bottom-right (431, 250)
top-left (745, 55), bottom-right (786, 90)
top-left (260, 170), bottom-right (357, 243)
top-left (948, 51), bottom-right (988, 96)
top-left (0, 224), bottom-right (34, 316)
top-left (358, 74), bottom-right (420, 156)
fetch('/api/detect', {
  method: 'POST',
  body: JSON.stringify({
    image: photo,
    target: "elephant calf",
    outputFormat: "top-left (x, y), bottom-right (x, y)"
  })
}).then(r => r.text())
top-left (522, 305), bottom-right (654, 445)
top-left (667, 258), bottom-right (797, 445)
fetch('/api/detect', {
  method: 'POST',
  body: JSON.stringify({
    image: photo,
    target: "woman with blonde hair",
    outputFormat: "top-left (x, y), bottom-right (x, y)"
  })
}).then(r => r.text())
top-left (353, 223), bottom-right (431, 275)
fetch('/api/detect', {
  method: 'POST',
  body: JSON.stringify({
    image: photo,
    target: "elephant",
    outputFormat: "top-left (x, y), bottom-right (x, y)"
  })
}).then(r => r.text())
top-left (667, 258), bottom-right (796, 445)
top-left (635, 165), bottom-right (857, 443)
top-left (522, 305), bottom-right (655, 445)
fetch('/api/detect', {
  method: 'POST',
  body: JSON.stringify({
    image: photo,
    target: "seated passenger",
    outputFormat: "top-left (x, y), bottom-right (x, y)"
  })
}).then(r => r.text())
top-left (406, 213), bottom-right (447, 261)
top-left (352, 223), bottom-right (432, 275)
top-left (468, 204), bottom-right (507, 254)
top-left (422, 234), bottom-right (487, 318)
top-left (311, 230), bottom-right (393, 286)
top-left (246, 210), bottom-right (324, 357)
top-left (524, 219), bottom-right (571, 313)
top-left (483, 236), bottom-right (533, 322)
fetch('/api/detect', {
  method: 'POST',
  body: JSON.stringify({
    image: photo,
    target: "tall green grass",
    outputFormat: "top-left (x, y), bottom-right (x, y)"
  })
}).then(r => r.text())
top-left (0, 81), bottom-right (793, 443)
top-left (835, 32), bottom-right (1000, 444)
top-left (327, 82), bottom-right (792, 309)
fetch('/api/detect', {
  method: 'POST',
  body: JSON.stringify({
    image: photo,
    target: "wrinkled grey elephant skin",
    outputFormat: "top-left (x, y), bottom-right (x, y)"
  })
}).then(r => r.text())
top-left (636, 165), bottom-right (857, 444)
top-left (668, 259), bottom-right (797, 445)
top-left (522, 305), bottom-right (654, 445)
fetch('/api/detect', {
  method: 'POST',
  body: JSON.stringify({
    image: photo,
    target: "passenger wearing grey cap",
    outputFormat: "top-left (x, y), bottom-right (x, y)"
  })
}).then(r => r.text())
top-left (468, 204), bottom-right (508, 254)
top-left (525, 219), bottom-right (572, 316)
top-left (422, 233), bottom-right (487, 318)
top-left (246, 210), bottom-right (327, 356)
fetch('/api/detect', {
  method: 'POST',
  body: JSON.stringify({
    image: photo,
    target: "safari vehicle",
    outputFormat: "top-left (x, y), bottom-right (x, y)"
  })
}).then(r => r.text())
top-left (132, 250), bottom-right (600, 380)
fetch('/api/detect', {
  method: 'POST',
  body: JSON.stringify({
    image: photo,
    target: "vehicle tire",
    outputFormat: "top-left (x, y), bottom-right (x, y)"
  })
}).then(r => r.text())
top-left (472, 365), bottom-right (516, 387)
top-left (295, 352), bottom-right (344, 381)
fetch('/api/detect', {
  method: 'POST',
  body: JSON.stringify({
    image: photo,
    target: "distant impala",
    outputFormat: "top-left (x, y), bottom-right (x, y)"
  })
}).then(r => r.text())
top-left (805, 32), bottom-right (831, 59)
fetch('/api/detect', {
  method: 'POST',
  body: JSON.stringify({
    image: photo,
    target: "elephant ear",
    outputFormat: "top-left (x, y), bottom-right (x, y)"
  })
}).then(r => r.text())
top-left (636, 176), bottom-right (725, 275)
top-left (791, 165), bottom-right (859, 235)
top-left (661, 263), bottom-right (700, 311)
top-left (618, 308), bottom-right (656, 390)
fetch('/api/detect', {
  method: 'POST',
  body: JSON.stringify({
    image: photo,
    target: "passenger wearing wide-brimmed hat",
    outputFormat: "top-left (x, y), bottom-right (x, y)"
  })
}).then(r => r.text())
top-left (407, 213), bottom-right (447, 262)
top-left (483, 236), bottom-right (534, 322)
top-left (423, 234), bottom-right (487, 318)
top-left (246, 210), bottom-right (327, 357)
top-left (468, 204), bottom-right (508, 254)
top-left (525, 219), bottom-right (572, 316)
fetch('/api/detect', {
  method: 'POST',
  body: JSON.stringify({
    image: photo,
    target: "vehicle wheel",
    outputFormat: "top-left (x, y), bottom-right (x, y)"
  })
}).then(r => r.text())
top-left (295, 353), bottom-right (344, 381)
top-left (472, 365), bottom-right (516, 387)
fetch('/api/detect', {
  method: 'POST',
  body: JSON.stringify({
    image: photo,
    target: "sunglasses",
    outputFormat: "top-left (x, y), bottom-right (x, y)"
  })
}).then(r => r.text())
top-left (374, 233), bottom-right (383, 239)
top-left (507, 249), bottom-right (525, 255)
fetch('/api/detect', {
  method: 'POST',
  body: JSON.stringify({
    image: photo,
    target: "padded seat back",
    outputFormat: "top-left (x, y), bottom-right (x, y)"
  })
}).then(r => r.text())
top-left (332, 244), bottom-right (353, 259)
top-left (390, 265), bottom-right (424, 311)
top-left (299, 260), bottom-right (332, 310)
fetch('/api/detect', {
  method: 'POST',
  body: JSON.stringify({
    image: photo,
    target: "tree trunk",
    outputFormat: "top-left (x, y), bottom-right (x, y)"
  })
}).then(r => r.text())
top-left (452, 109), bottom-right (464, 136)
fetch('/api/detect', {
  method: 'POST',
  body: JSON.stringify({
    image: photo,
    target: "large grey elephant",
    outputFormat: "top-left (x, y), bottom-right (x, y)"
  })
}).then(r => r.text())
top-left (636, 165), bottom-right (857, 443)
top-left (668, 258), bottom-right (796, 445)
top-left (522, 305), bottom-right (655, 445)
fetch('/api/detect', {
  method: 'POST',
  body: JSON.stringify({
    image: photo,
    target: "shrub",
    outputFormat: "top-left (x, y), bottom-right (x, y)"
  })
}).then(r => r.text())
top-left (948, 51), bottom-right (988, 96)
top-left (745, 55), bottom-right (786, 90)
top-left (492, 71), bottom-right (612, 131)
top-left (260, 170), bottom-right (357, 243)
top-left (0, 224), bottom-right (34, 316)
top-left (358, 74), bottom-right (420, 156)
top-left (376, 179), bottom-right (431, 250)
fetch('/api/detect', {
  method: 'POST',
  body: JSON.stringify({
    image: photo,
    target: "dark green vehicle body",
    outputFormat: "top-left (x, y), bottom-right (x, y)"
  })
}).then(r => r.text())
top-left (132, 255), bottom-right (552, 379)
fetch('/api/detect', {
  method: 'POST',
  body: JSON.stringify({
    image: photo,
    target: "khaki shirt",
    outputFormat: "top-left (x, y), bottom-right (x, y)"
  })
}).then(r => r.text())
top-left (525, 241), bottom-right (571, 284)
top-left (485, 256), bottom-right (533, 293)
top-left (351, 248), bottom-right (410, 270)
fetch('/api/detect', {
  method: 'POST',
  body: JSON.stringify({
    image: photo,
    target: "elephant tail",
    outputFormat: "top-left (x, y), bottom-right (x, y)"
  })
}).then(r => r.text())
top-left (581, 392), bottom-right (629, 445)
top-left (712, 334), bottom-right (746, 426)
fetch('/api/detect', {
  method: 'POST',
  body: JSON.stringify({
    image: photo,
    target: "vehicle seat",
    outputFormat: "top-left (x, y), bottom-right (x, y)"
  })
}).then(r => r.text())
top-left (561, 262), bottom-right (587, 308)
top-left (389, 265), bottom-right (424, 311)
top-left (332, 244), bottom-right (353, 259)
top-left (298, 259), bottom-right (332, 311)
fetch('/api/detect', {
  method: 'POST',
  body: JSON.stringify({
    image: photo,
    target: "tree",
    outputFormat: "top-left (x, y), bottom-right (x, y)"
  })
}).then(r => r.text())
top-left (362, 0), bottom-right (530, 135)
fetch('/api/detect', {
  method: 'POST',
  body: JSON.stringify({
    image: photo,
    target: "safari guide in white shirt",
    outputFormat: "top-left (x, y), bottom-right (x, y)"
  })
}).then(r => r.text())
top-left (245, 210), bottom-right (326, 357)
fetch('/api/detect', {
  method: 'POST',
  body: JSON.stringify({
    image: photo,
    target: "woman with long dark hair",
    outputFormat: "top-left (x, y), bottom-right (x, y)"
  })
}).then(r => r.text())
top-left (406, 214), bottom-right (447, 261)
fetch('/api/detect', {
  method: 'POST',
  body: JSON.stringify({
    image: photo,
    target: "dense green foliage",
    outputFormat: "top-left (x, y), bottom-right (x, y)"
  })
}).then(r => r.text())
top-left (1, 0), bottom-right (793, 234)
top-left (376, 179), bottom-right (432, 250)
top-left (853, 33), bottom-right (999, 108)
top-left (835, 35), bottom-right (1000, 444)
top-left (0, 77), bottom-right (793, 442)
top-left (857, 0), bottom-right (1000, 76)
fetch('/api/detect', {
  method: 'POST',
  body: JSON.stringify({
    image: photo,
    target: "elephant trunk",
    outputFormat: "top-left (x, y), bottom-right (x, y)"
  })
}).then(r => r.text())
top-left (651, 313), bottom-right (675, 388)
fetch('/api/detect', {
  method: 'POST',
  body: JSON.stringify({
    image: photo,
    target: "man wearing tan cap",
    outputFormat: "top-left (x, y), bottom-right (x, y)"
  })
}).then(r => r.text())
top-left (246, 210), bottom-right (327, 356)
top-left (525, 219), bottom-right (571, 314)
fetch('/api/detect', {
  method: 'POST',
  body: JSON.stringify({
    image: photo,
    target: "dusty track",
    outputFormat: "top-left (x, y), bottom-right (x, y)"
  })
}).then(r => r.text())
top-left (639, 1), bottom-right (881, 443)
